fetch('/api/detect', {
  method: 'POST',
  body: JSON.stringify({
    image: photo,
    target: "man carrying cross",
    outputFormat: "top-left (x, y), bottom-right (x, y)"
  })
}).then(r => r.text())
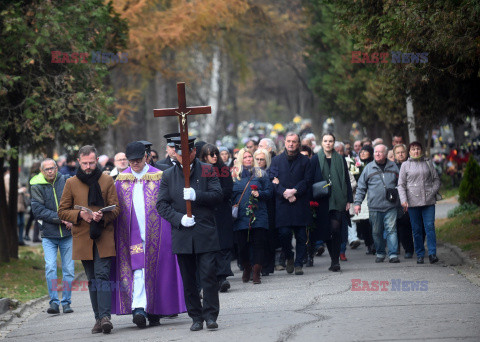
top-left (156, 136), bottom-right (223, 331)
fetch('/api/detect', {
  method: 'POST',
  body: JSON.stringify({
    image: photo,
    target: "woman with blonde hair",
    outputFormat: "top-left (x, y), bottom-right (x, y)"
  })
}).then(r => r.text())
top-left (232, 148), bottom-right (272, 284)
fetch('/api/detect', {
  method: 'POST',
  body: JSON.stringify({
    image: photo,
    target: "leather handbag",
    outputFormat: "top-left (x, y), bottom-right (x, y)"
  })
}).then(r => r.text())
top-left (312, 180), bottom-right (331, 200)
top-left (232, 175), bottom-right (254, 219)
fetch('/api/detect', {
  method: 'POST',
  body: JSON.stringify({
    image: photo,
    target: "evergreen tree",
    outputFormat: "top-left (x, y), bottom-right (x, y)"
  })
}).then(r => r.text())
top-left (459, 155), bottom-right (480, 206)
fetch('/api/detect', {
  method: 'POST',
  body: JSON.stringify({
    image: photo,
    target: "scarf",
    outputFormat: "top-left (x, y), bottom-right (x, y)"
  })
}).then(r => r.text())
top-left (76, 167), bottom-right (105, 239)
top-left (318, 149), bottom-right (348, 212)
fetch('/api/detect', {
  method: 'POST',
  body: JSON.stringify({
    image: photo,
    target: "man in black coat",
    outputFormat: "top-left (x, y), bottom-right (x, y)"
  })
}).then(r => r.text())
top-left (269, 132), bottom-right (312, 276)
top-left (156, 137), bottom-right (223, 332)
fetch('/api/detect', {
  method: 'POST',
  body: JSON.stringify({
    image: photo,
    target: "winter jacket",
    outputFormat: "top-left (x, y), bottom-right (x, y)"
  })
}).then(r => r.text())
top-left (58, 172), bottom-right (120, 260)
top-left (30, 172), bottom-right (71, 239)
top-left (398, 157), bottom-right (440, 207)
top-left (354, 160), bottom-right (399, 212)
top-left (232, 168), bottom-right (272, 231)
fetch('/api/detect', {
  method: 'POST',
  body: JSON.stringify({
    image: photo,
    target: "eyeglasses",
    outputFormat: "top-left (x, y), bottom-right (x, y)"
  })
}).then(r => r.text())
top-left (255, 158), bottom-right (265, 162)
top-left (43, 167), bottom-right (57, 172)
top-left (129, 158), bottom-right (143, 164)
top-left (209, 152), bottom-right (218, 157)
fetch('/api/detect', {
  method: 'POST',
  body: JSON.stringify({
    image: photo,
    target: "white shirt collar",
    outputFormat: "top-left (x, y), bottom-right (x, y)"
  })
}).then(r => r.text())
top-left (131, 164), bottom-right (149, 180)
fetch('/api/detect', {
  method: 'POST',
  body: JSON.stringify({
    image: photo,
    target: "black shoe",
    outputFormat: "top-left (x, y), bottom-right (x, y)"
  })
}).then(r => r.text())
top-left (417, 257), bottom-right (424, 264)
top-left (375, 257), bottom-right (385, 263)
top-left (18, 241), bottom-right (26, 246)
top-left (148, 314), bottom-right (161, 326)
top-left (350, 240), bottom-right (361, 249)
top-left (405, 253), bottom-right (413, 259)
top-left (429, 255), bottom-right (439, 264)
top-left (328, 263), bottom-right (340, 272)
top-left (206, 320), bottom-right (218, 330)
top-left (62, 304), bottom-right (74, 313)
top-left (47, 302), bottom-right (60, 314)
top-left (315, 245), bottom-right (325, 256)
top-left (132, 308), bottom-right (147, 328)
top-left (306, 256), bottom-right (314, 267)
top-left (389, 257), bottom-right (400, 263)
top-left (190, 321), bottom-right (203, 331)
top-left (24, 235), bottom-right (30, 241)
top-left (32, 238), bottom-right (41, 243)
top-left (219, 279), bottom-right (230, 293)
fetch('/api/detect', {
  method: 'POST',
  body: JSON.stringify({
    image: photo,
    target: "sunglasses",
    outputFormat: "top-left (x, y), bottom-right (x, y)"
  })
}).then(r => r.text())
top-left (209, 152), bottom-right (219, 157)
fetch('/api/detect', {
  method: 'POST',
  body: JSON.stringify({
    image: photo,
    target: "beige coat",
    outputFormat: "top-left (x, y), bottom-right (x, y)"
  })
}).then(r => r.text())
top-left (58, 173), bottom-right (120, 260)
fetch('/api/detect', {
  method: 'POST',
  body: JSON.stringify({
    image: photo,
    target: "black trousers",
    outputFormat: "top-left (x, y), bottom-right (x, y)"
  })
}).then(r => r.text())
top-left (215, 248), bottom-right (234, 280)
top-left (81, 243), bottom-right (112, 320)
top-left (177, 252), bottom-right (219, 323)
top-left (325, 211), bottom-right (342, 264)
top-left (397, 212), bottom-right (414, 254)
top-left (262, 227), bottom-right (277, 274)
top-left (356, 219), bottom-right (374, 247)
top-left (235, 228), bottom-right (267, 266)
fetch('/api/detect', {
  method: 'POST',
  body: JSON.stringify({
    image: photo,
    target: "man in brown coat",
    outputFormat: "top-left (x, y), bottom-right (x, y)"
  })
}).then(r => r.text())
top-left (58, 145), bottom-right (120, 334)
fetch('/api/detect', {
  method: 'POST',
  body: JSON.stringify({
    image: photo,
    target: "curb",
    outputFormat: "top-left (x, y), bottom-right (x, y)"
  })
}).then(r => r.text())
top-left (439, 241), bottom-right (479, 270)
top-left (0, 271), bottom-right (86, 330)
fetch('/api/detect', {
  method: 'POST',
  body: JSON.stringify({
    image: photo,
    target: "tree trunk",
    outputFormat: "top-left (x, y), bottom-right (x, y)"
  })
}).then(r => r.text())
top-left (406, 93), bottom-right (417, 143)
top-left (0, 156), bottom-right (10, 262)
top-left (8, 145), bottom-right (19, 259)
top-left (202, 45), bottom-right (223, 143)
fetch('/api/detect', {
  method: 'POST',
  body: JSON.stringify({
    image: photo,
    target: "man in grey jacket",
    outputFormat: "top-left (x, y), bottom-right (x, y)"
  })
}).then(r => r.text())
top-left (31, 158), bottom-right (74, 314)
top-left (354, 144), bottom-right (400, 263)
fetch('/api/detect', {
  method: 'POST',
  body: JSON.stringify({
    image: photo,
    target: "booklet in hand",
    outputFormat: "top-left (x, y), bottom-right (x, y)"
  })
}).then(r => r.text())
top-left (74, 204), bottom-right (117, 214)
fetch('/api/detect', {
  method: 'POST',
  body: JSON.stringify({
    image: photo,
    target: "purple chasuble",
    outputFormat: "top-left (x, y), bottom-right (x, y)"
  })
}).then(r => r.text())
top-left (129, 208), bottom-right (144, 270)
top-left (111, 165), bottom-right (186, 315)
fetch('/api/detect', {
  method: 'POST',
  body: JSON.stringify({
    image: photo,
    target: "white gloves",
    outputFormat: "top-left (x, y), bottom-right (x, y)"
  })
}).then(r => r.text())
top-left (183, 187), bottom-right (196, 201)
top-left (181, 214), bottom-right (196, 227)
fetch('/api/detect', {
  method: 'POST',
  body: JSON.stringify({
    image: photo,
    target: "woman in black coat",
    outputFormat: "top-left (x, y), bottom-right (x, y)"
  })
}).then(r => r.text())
top-left (199, 144), bottom-right (234, 292)
top-left (311, 133), bottom-right (353, 272)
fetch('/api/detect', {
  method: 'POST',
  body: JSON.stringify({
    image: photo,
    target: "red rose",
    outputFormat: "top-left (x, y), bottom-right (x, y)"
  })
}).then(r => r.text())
top-left (310, 201), bottom-right (319, 208)
top-left (248, 205), bottom-right (253, 209)
top-left (250, 185), bottom-right (258, 191)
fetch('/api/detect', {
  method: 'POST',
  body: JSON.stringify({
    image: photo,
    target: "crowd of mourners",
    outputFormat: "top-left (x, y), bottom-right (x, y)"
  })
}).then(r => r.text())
top-left (5, 130), bottom-right (476, 334)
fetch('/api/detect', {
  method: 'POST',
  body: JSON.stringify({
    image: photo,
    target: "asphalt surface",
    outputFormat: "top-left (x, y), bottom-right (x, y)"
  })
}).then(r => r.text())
top-left (2, 199), bottom-right (479, 342)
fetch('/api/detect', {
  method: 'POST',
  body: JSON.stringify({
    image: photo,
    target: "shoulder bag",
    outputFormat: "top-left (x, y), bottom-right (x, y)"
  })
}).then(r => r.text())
top-left (232, 174), bottom-right (254, 219)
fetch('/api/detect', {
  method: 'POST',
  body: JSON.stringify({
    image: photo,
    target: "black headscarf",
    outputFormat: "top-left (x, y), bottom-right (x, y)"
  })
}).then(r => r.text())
top-left (76, 167), bottom-right (105, 239)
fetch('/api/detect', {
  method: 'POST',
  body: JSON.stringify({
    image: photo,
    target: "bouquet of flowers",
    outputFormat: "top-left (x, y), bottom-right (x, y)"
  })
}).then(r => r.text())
top-left (246, 184), bottom-right (259, 241)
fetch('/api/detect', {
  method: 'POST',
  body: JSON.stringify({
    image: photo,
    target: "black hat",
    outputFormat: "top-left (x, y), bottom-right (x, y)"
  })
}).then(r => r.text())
top-left (138, 140), bottom-right (153, 153)
top-left (164, 133), bottom-right (181, 147)
top-left (125, 141), bottom-right (146, 160)
top-left (171, 136), bottom-right (196, 156)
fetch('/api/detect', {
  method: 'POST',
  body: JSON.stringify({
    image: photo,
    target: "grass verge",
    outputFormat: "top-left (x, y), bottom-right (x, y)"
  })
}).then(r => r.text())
top-left (0, 244), bottom-right (83, 303)
top-left (436, 208), bottom-right (480, 260)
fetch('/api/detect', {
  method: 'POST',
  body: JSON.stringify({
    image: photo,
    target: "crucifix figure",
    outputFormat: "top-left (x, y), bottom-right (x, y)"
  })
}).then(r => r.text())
top-left (153, 82), bottom-right (211, 217)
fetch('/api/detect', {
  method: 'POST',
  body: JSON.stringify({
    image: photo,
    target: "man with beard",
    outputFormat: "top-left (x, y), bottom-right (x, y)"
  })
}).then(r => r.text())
top-left (156, 137), bottom-right (223, 331)
top-left (269, 132), bottom-right (312, 276)
top-left (58, 145), bottom-right (120, 334)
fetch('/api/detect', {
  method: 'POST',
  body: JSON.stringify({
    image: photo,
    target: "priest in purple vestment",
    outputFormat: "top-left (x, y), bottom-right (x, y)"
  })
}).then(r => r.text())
top-left (112, 141), bottom-right (186, 328)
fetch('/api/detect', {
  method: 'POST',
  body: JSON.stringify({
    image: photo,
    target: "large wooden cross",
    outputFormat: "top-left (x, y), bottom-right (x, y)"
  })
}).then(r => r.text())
top-left (153, 82), bottom-right (211, 217)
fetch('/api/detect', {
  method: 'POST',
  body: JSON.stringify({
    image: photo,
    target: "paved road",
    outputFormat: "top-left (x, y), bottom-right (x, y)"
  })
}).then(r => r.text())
top-left (4, 198), bottom-right (479, 342)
